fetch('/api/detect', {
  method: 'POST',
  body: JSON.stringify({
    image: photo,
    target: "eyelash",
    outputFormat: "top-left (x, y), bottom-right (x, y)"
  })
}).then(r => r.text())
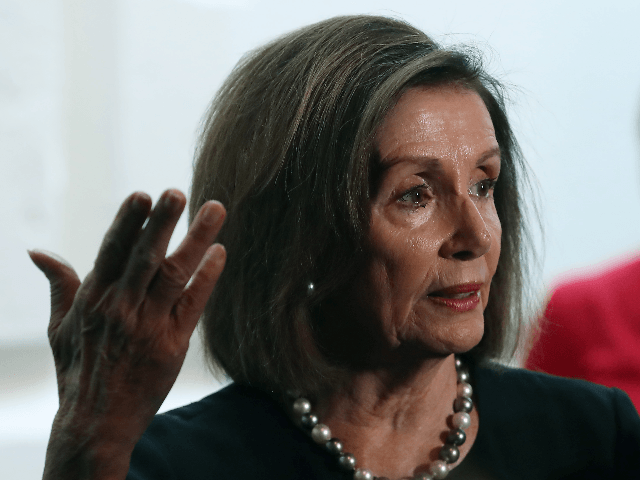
top-left (398, 178), bottom-right (498, 208)
top-left (398, 183), bottom-right (431, 208)
top-left (469, 178), bottom-right (499, 198)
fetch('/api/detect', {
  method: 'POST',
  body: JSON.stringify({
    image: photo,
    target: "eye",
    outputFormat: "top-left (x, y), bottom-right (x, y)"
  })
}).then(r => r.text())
top-left (398, 183), bottom-right (431, 208)
top-left (469, 178), bottom-right (498, 198)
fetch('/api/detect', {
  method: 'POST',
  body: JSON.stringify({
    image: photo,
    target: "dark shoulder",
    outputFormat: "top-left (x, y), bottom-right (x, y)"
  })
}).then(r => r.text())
top-left (128, 384), bottom-right (342, 480)
top-left (476, 362), bottom-right (617, 404)
top-left (139, 382), bottom-right (298, 457)
top-left (469, 363), bottom-right (640, 479)
top-left (474, 362), bottom-right (636, 425)
top-left (147, 383), bottom-right (279, 433)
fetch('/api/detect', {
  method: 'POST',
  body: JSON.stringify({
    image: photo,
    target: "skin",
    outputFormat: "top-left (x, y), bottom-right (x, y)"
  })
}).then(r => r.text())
top-left (30, 190), bottom-right (226, 480)
top-left (315, 84), bottom-right (501, 479)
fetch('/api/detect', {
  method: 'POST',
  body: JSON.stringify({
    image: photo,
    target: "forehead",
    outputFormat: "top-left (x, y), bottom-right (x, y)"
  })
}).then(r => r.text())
top-left (375, 84), bottom-right (497, 165)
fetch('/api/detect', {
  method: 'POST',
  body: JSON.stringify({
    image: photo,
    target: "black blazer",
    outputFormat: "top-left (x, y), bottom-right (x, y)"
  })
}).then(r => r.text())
top-left (128, 364), bottom-right (640, 480)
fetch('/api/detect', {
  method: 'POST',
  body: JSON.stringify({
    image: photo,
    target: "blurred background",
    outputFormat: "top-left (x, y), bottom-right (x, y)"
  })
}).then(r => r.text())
top-left (2, 0), bottom-right (640, 477)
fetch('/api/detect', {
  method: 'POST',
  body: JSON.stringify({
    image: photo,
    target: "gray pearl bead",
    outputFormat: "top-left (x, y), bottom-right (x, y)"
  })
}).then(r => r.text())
top-left (453, 396), bottom-right (473, 413)
top-left (311, 424), bottom-right (332, 443)
top-left (452, 412), bottom-right (471, 430)
top-left (354, 469), bottom-right (373, 480)
top-left (457, 370), bottom-right (470, 383)
top-left (325, 438), bottom-right (343, 455)
top-left (429, 460), bottom-right (449, 479)
top-left (439, 445), bottom-right (460, 464)
top-left (454, 357), bottom-right (463, 370)
top-left (457, 382), bottom-right (473, 398)
top-left (415, 472), bottom-right (434, 480)
top-left (338, 453), bottom-right (357, 471)
top-left (292, 398), bottom-right (311, 416)
top-left (301, 413), bottom-right (318, 429)
top-left (445, 428), bottom-right (466, 446)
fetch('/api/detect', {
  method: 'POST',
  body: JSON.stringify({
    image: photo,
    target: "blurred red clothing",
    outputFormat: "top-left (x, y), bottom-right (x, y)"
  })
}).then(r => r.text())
top-left (526, 254), bottom-right (640, 412)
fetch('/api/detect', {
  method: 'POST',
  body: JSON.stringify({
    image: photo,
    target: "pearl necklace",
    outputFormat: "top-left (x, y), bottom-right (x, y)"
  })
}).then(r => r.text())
top-left (291, 357), bottom-right (473, 480)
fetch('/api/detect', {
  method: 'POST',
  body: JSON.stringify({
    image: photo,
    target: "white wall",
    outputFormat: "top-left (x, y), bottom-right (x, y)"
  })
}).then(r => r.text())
top-left (3, 0), bottom-right (640, 478)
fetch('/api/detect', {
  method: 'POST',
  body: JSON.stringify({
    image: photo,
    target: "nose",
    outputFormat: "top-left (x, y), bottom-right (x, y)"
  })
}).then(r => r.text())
top-left (438, 197), bottom-right (492, 261)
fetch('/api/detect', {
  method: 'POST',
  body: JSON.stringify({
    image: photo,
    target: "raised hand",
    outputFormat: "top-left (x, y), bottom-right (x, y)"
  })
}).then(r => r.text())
top-left (29, 189), bottom-right (226, 480)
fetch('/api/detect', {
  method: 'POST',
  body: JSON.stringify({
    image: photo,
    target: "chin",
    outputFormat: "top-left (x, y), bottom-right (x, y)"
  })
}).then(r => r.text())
top-left (404, 315), bottom-right (485, 357)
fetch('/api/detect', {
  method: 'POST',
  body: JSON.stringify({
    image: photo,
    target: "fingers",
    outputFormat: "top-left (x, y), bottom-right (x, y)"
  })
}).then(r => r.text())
top-left (145, 200), bottom-right (226, 312)
top-left (173, 243), bottom-right (226, 341)
top-left (32, 190), bottom-right (227, 346)
top-left (28, 249), bottom-right (81, 331)
top-left (119, 190), bottom-right (186, 303)
top-left (93, 192), bottom-right (153, 285)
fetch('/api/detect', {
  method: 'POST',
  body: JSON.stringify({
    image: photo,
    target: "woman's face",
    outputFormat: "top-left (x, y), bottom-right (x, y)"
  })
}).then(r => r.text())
top-left (351, 84), bottom-right (502, 359)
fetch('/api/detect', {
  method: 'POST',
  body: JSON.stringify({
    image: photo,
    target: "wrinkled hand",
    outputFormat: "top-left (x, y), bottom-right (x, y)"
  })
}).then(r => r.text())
top-left (30, 190), bottom-right (226, 480)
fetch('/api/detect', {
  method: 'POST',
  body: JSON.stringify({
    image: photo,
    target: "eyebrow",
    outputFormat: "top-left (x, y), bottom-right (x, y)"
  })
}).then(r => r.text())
top-left (380, 146), bottom-right (502, 171)
top-left (475, 146), bottom-right (502, 167)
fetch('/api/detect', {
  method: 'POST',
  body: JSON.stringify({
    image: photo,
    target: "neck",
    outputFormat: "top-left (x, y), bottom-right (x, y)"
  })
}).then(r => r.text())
top-left (315, 354), bottom-right (456, 427)
top-left (311, 354), bottom-right (475, 479)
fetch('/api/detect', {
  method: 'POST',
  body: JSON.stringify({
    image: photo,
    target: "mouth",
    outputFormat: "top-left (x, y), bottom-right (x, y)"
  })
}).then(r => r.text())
top-left (427, 283), bottom-right (483, 312)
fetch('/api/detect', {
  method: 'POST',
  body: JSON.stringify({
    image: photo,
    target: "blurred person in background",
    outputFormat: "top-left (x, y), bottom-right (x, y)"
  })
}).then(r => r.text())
top-left (526, 254), bottom-right (640, 411)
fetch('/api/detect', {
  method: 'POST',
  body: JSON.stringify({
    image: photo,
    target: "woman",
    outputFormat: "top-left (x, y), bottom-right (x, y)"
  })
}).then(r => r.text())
top-left (31, 15), bottom-right (640, 480)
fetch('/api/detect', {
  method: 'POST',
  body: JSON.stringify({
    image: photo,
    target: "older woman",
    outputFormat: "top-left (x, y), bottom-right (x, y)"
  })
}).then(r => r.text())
top-left (31, 15), bottom-right (640, 480)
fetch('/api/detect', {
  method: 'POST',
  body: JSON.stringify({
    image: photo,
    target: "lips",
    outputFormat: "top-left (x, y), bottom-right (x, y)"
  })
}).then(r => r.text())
top-left (427, 283), bottom-right (482, 312)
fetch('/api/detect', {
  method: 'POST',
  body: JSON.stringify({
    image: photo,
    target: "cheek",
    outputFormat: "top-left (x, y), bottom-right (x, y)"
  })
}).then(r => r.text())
top-left (368, 217), bottom-right (441, 286)
top-left (364, 219), bottom-right (441, 313)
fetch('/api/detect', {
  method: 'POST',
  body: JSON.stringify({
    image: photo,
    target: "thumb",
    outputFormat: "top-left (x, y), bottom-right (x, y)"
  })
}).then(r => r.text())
top-left (28, 249), bottom-right (81, 329)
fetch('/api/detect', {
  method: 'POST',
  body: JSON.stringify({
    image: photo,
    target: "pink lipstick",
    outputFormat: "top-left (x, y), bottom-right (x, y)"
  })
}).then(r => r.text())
top-left (427, 283), bottom-right (482, 312)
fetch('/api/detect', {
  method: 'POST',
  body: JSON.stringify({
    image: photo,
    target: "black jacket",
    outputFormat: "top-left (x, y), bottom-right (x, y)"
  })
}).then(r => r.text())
top-left (128, 364), bottom-right (640, 479)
